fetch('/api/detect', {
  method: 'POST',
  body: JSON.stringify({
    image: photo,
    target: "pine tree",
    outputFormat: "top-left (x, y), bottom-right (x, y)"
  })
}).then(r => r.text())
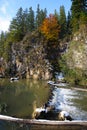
top-left (23, 8), bottom-right (29, 33)
top-left (71, 0), bottom-right (87, 32)
top-left (0, 31), bottom-right (5, 56)
top-left (67, 11), bottom-right (72, 36)
top-left (9, 7), bottom-right (26, 42)
top-left (3, 35), bottom-right (12, 62)
top-left (16, 7), bottom-right (25, 37)
top-left (54, 9), bottom-right (59, 21)
top-left (26, 7), bottom-right (35, 32)
top-left (35, 4), bottom-right (47, 29)
top-left (35, 4), bottom-right (41, 28)
top-left (59, 6), bottom-right (67, 39)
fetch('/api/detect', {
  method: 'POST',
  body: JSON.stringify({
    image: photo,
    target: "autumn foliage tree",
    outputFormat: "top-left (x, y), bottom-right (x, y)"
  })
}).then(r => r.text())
top-left (40, 14), bottom-right (60, 41)
top-left (39, 14), bottom-right (61, 72)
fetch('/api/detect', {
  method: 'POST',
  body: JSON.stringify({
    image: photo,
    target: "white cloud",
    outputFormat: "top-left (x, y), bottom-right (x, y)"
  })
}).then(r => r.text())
top-left (1, 6), bottom-right (7, 14)
top-left (0, 17), bottom-right (10, 32)
top-left (0, 1), bottom-right (9, 15)
top-left (0, 1), bottom-right (11, 33)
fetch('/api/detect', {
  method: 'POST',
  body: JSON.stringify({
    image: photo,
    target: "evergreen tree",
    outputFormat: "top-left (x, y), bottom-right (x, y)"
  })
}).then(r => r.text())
top-left (71, 0), bottom-right (87, 32)
top-left (23, 8), bottom-right (29, 33)
top-left (67, 11), bottom-right (72, 36)
top-left (9, 7), bottom-right (26, 42)
top-left (35, 4), bottom-right (47, 29)
top-left (15, 7), bottom-right (26, 37)
top-left (59, 6), bottom-right (67, 39)
top-left (44, 8), bottom-right (47, 18)
top-left (54, 9), bottom-right (59, 21)
top-left (40, 8), bottom-right (47, 23)
top-left (35, 4), bottom-right (41, 28)
top-left (0, 31), bottom-right (5, 56)
top-left (26, 7), bottom-right (35, 32)
top-left (3, 38), bottom-right (12, 62)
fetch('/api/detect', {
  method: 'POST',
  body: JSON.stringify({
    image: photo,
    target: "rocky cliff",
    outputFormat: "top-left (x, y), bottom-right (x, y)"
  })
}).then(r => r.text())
top-left (61, 28), bottom-right (87, 85)
top-left (0, 32), bottom-right (53, 80)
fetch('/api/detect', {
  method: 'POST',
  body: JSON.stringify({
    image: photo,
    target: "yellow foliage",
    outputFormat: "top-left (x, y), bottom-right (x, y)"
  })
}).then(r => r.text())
top-left (40, 14), bottom-right (60, 41)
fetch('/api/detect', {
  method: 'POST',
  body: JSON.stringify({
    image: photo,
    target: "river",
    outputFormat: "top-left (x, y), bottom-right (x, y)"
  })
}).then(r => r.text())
top-left (49, 86), bottom-right (87, 120)
top-left (0, 79), bottom-right (87, 129)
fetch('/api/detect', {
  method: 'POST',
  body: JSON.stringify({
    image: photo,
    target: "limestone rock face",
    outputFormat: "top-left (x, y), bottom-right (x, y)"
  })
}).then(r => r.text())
top-left (66, 42), bottom-right (87, 74)
top-left (3, 32), bottom-right (53, 80)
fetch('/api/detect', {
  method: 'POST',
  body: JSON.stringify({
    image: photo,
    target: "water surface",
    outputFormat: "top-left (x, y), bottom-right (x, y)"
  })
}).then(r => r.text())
top-left (0, 79), bottom-right (50, 119)
top-left (0, 79), bottom-right (87, 130)
top-left (49, 87), bottom-right (87, 120)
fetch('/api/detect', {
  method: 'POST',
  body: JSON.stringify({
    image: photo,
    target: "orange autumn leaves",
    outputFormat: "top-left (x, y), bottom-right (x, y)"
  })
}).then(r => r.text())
top-left (40, 14), bottom-right (60, 41)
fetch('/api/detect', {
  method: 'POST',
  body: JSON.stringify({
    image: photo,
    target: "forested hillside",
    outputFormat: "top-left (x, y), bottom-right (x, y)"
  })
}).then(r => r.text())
top-left (0, 0), bottom-right (87, 85)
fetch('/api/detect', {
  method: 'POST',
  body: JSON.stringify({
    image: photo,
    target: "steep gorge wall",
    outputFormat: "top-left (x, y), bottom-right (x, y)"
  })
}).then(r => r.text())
top-left (61, 29), bottom-right (87, 85)
top-left (0, 32), bottom-right (53, 80)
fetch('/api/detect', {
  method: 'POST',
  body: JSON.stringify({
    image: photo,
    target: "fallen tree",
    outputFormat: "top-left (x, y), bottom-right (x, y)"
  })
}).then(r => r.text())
top-left (0, 114), bottom-right (87, 127)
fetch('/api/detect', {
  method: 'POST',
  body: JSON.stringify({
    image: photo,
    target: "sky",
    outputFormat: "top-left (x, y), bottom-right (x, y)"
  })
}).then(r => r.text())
top-left (0, 0), bottom-right (72, 33)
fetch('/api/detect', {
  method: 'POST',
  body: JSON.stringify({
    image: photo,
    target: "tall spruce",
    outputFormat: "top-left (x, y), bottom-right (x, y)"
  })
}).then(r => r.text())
top-left (26, 7), bottom-right (35, 32)
top-left (35, 4), bottom-right (41, 28)
top-left (71, 0), bottom-right (87, 32)
top-left (15, 7), bottom-right (26, 38)
top-left (54, 9), bottom-right (59, 21)
top-left (23, 8), bottom-right (29, 33)
top-left (67, 11), bottom-right (72, 36)
top-left (59, 6), bottom-right (67, 39)
top-left (0, 31), bottom-right (5, 56)
top-left (35, 4), bottom-right (47, 29)
top-left (9, 7), bottom-right (26, 42)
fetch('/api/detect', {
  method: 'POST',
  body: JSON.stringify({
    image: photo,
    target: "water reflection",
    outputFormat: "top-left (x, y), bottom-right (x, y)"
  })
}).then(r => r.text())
top-left (0, 79), bottom-right (50, 119)
top-left (1, 79), bottom-right (87, 129)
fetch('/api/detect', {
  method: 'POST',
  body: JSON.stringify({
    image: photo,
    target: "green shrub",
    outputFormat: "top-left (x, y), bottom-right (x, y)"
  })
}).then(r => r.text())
top-left (59, 55), bottom-right (87, 86)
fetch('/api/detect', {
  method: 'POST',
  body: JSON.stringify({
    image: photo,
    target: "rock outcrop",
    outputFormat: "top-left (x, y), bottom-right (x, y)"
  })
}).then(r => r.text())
top-left (1, 32), bottom-right (53, 80)
top-left (61, 29), bottom-right (87, 85)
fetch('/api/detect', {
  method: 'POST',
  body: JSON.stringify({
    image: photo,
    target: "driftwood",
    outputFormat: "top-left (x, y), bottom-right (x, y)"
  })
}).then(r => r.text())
top-left (71, 87), bottom-right (87, 92)
top-left (48, 81), bottom-right (87, 92)
top-left (47, 81), bottom-right (67, 87)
